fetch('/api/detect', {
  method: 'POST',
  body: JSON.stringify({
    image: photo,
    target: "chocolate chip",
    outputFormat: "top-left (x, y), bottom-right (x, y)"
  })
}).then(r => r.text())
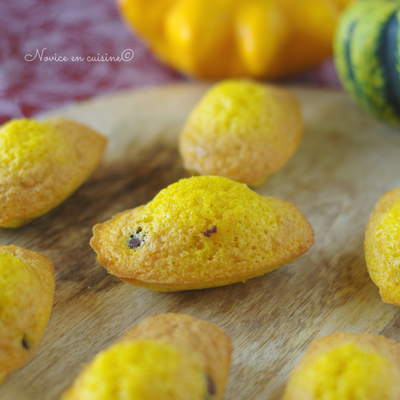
top-left (206, 374), bottom-right (216, 397)
top-left (22, 335), bottom-right (30, 350)
top-left (128, 237), bottom-right (142, 248)
top-left (128, 228), bottom-right (145, 249)
top-left (204, 225), bottom-right (217, 238)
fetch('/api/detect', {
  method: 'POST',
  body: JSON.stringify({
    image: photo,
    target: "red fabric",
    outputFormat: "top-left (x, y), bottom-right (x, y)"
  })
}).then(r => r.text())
top-left (0, 0), bottom-right (342, 125)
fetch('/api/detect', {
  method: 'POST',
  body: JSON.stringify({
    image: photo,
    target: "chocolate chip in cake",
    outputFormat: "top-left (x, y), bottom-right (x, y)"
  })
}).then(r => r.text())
top-left (128, 237), bottom-right (142, 248)
top-left (22, 334), bottom-right (30, 350)
top-left (128, 227), bottom-right (145, 249)
top-left (204, 225), bottom-right (217, 238)
top-left (206, 373), bottom-right (216, 397)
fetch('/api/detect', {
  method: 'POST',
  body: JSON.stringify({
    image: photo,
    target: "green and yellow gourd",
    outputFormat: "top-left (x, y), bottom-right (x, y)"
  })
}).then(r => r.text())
top-left (335, 0), bottom-right (400, 125)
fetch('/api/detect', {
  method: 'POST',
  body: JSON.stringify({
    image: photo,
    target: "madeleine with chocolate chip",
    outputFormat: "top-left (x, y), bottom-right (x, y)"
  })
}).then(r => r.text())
top-left (0, 245), bottom-right (55, 383)
top-left (0, 118), bottom-right (107, 227)
top-left (90, 175), bottom-right (314, 291)
top-left (62, 313), bottom-right (232, 400)
top-left (179, 80), bottom-right (303, 186)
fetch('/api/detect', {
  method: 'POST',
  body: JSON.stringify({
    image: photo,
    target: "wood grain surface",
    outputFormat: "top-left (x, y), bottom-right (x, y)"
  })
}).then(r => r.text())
top-left (1, 84), bottom-right (400, 400)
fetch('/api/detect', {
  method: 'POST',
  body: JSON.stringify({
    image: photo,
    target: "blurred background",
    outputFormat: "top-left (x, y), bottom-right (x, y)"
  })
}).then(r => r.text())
top-left (0, 0), bottom-right (346, 125)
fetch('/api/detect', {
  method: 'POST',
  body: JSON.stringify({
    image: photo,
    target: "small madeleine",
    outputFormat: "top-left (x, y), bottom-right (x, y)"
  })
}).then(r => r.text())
top-left (365, 188), bottom-right (400, 306)
top-left (62, 313), bottom-right (232, 400)
top-left (90, 175), bottom-right (314, 291)
top-left (179, 80), bottom-right (303, 186)
top-left (0, 245), bottom-right (55, 382)
top-left (0, 118), bottom-right (107, 227)
top-left (283, 332), bottom-right (400, 400)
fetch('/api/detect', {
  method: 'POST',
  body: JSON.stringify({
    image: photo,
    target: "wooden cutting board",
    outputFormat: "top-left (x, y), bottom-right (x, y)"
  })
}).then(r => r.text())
top-left (1, 83), bottom-right (400, 400)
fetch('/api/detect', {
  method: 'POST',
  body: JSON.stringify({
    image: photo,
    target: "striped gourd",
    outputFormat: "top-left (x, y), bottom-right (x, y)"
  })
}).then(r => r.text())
top-left (335, 0), bottom-right (400, 125)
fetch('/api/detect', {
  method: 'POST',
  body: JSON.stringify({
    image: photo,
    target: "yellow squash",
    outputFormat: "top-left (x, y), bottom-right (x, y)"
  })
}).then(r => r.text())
top-left (117, 0), bottom-right (353, 79)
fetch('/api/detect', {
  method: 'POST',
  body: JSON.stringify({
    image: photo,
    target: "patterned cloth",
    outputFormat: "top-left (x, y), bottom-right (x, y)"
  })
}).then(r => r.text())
top-left (0, 0), bottom-right (342, 125)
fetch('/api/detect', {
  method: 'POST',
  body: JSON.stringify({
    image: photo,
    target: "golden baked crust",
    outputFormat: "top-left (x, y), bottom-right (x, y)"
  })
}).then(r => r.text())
top-left (365, 188), bottom-right (400, 306)
top-left (0, 118), bottom-right (107, 227)
top-left (283, 332), bottom-right (400, 400)
top-left (90, 176), bottom-right (314, 291)
top-left (62, 313), bottom-right (232, 400)
top-left (0, 245), bottom-right (55, 383)
top-left (179, 80), bottom-right (303, 186)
